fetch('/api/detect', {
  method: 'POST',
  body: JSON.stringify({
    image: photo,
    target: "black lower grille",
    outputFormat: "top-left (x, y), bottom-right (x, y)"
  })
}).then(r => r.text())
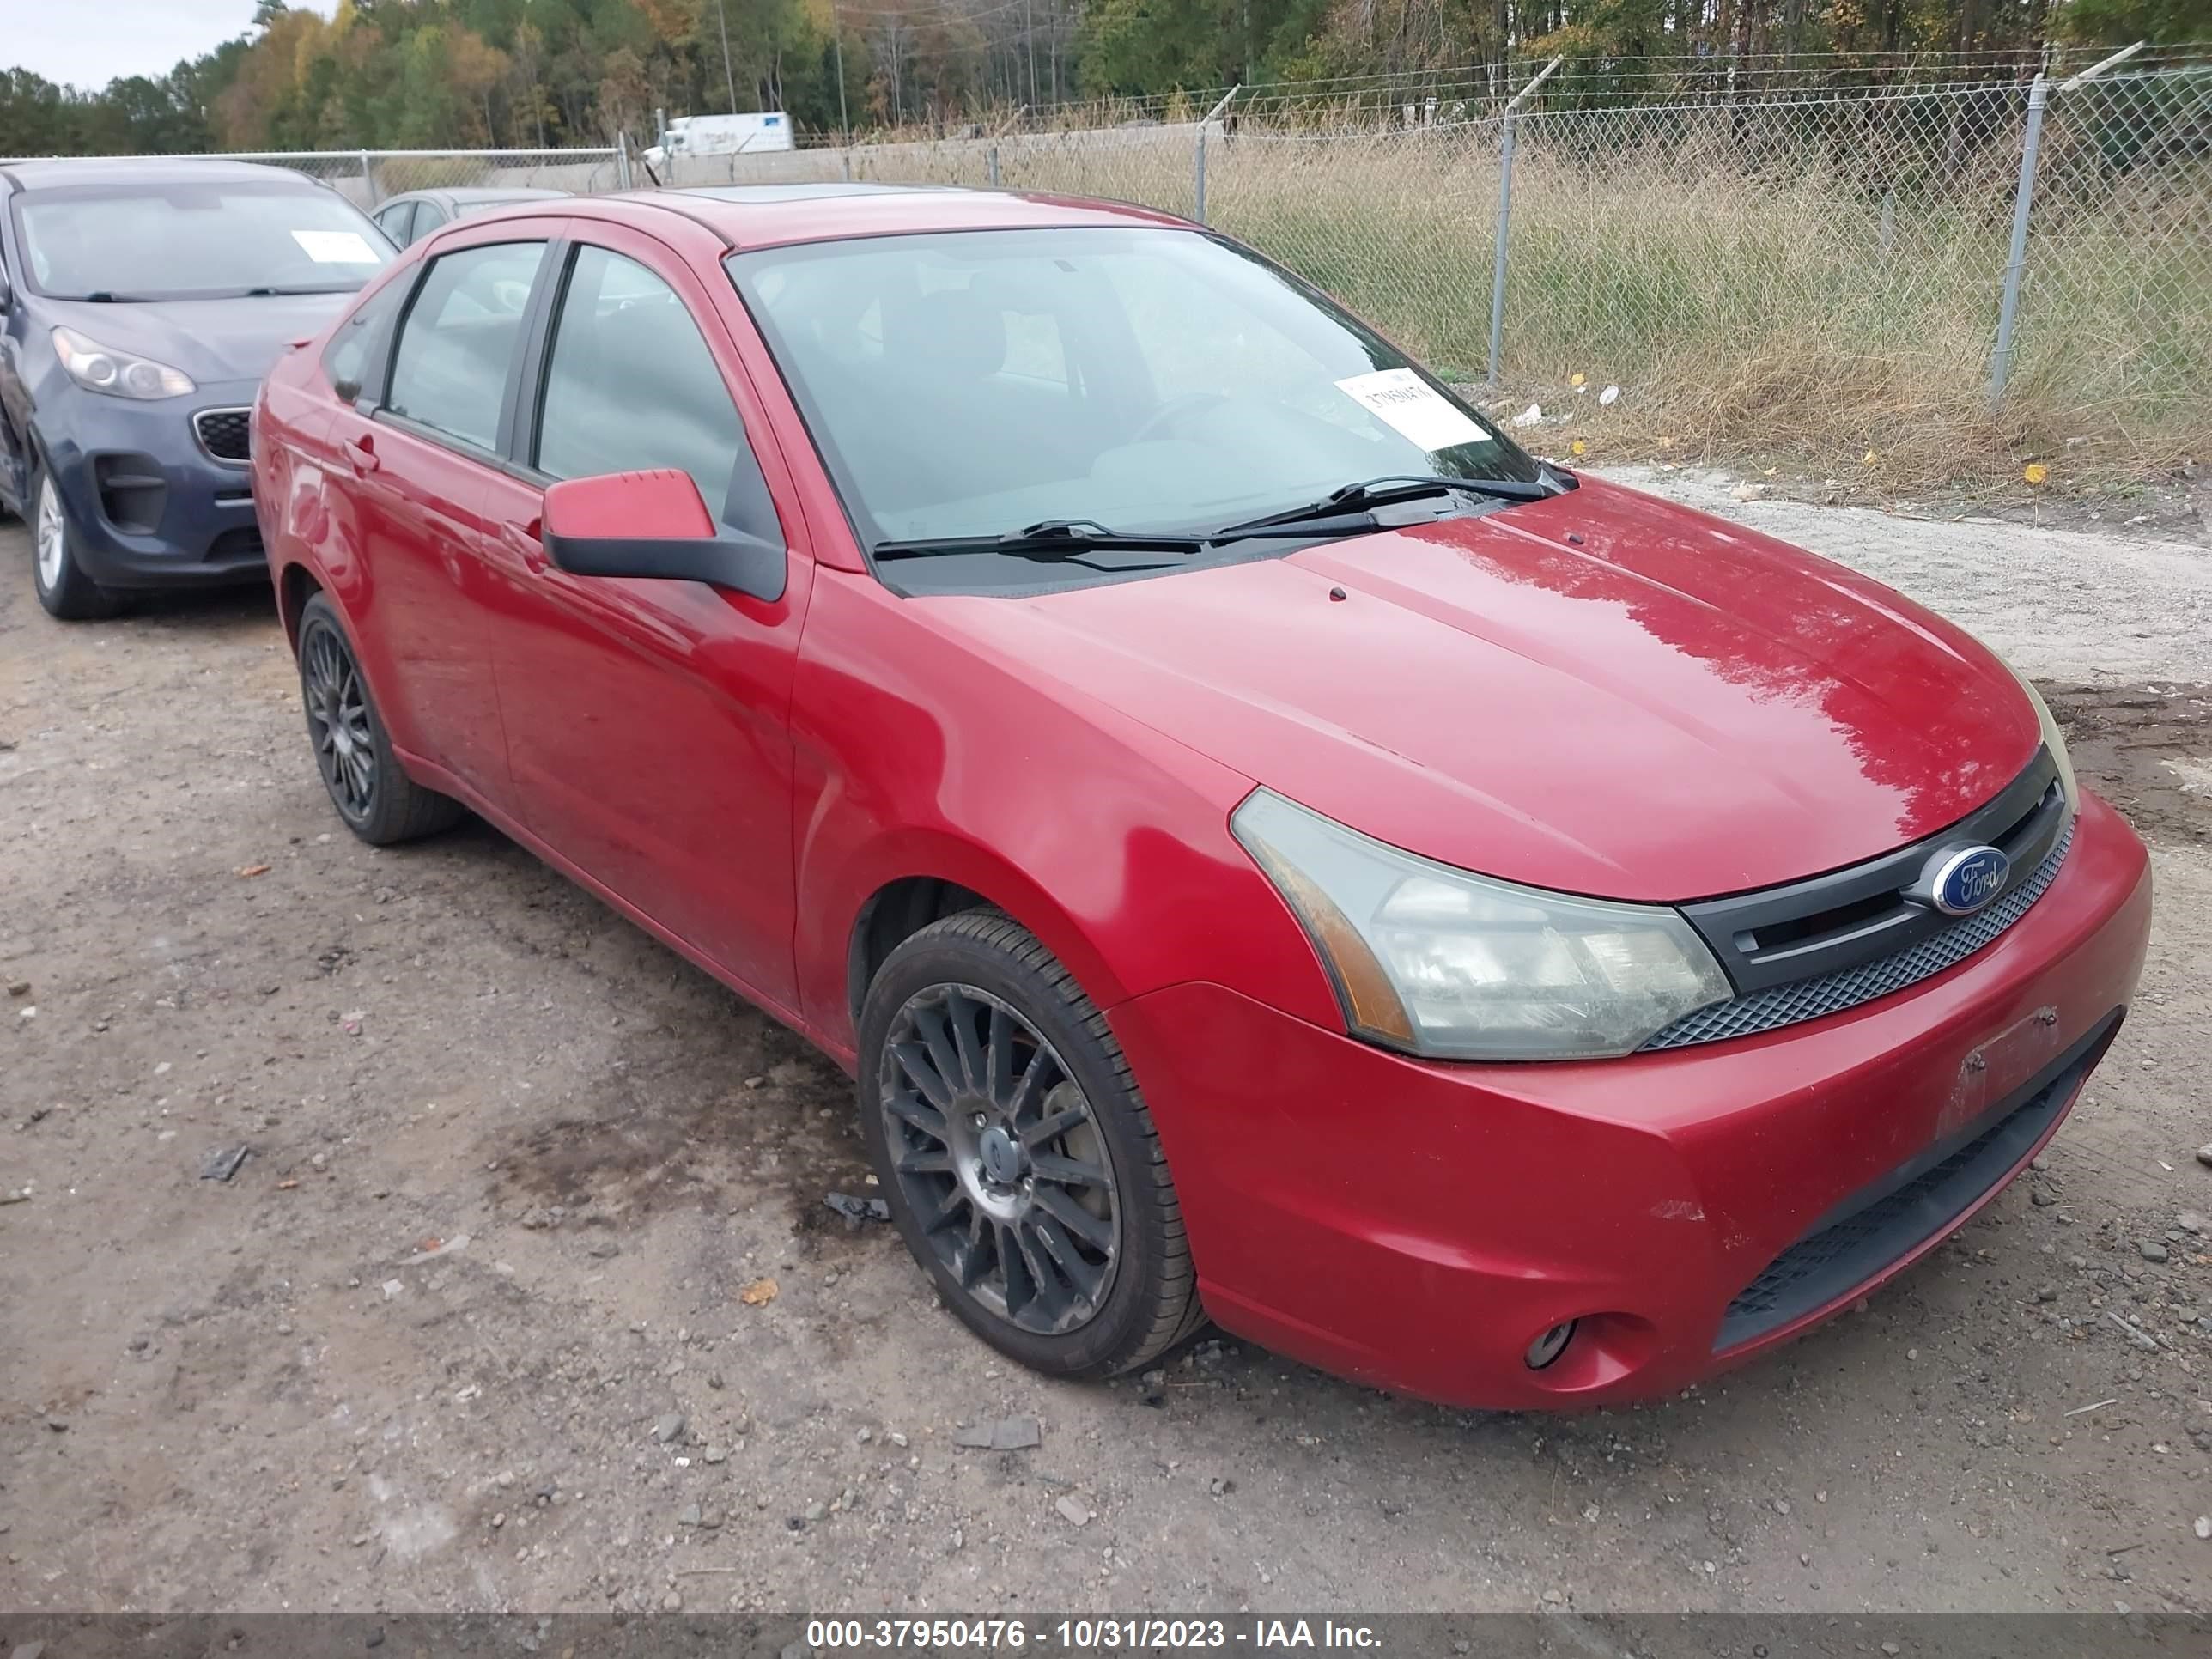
top-left (208, 526), bottom-right (264, 564)
top-left (1714, 1012), bottom-right (2121, 1352)
top-left (194, 407), bottom-right (252, 464)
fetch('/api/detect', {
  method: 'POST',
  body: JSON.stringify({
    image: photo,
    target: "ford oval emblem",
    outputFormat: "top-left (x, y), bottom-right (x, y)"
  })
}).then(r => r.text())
top-left (1929, 845), bottom-right (2011, 916)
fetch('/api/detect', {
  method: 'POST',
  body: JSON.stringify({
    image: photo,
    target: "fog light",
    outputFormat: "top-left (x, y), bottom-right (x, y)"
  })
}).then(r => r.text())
top-left (1525, 1320), bottom-right (1577, 1370)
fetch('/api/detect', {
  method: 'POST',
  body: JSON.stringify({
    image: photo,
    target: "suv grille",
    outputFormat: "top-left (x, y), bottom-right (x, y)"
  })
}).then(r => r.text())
top-left (1642, 819), bottom-right (2073, 1050)
top-left (193, 407), bottom-right (252, 464)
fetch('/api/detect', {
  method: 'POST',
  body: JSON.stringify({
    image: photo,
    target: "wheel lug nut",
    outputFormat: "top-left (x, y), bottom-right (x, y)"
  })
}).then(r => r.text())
top-left (971, 1113), bottom-right (987, 1128)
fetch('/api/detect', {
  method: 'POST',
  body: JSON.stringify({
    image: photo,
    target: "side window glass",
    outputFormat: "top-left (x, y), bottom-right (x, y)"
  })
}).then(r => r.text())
top-left (535, 246), bottom-right (747, 520)
top-left (415, 203), bottom-right (448, 237)
top-left (385, 241), bottom-right (546, 452)
top-left (376, 202), bottom-right (416, 246)
top-left (322, 273), bottom-right (411, 404)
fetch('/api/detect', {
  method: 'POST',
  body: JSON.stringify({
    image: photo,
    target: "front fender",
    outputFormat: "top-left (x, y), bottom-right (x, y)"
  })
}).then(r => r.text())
top-left (787, 569), bottom-right (1342, 1067)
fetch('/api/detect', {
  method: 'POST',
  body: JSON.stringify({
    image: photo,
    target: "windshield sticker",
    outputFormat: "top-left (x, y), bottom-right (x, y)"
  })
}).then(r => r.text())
top-left (291, 229), bottom-right (379, 264)
top-left (1334, 368), bottom-right (1492, 452)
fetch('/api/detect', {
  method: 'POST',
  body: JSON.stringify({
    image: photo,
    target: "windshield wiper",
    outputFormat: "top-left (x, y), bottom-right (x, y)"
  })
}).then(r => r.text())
top-left (74, 290), bottom-right (154, 302)
top-left (876, 519), bottom-right (1210, 564)
top-left (244, 283), bottom-right (363, 296)
top-left (1211, 471), bottom-right (1569, 540)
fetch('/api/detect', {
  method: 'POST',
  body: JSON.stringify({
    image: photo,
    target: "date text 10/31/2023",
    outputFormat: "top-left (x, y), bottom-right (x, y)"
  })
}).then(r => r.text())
top-left (803, 1620), bottom-right (1385, 1650)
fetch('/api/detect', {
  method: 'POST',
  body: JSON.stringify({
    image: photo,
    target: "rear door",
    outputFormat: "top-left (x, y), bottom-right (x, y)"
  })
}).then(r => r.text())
top-left (484, 222), bottom-right (813, 1006)
top-left (332, 228), bottom-right (554, 808)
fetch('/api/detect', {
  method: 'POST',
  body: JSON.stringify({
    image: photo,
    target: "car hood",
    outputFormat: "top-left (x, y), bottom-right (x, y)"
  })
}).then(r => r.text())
top-left (40, 292), bottom-right (358, 385)
top-left (935, 476), bottom-right (2042, 902)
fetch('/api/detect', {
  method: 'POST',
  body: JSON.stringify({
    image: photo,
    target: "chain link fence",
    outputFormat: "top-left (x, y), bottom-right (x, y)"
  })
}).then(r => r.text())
top-left (713, 61), bottom-right (2210, 478)
top-left (12, 57), bottom-right (2207, 481)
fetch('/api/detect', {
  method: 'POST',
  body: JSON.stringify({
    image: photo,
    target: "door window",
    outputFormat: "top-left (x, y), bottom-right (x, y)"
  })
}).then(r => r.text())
top-left (323, 273), bottom-right (412, 404)
top-left (535, 246), bottom-right (747, 518)
top-left (375, 201), bottom-right (416, 246)
top-left (385, 240), bottom-right (547, 452)
top-left (415, 202), bottom-right (449, 238)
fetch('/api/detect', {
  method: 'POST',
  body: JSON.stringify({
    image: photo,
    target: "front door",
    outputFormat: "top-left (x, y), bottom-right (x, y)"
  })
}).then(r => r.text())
top-left (487, 229), bottom-right (811, 1009)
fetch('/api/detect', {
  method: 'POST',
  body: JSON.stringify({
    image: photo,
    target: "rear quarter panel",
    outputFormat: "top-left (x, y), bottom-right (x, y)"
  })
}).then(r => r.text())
top-left (252, 276), bottom-right (422, 758)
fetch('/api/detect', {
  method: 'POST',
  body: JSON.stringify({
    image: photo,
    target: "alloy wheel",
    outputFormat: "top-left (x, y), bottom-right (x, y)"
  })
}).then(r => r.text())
top-left (34, 476), bottom-right (66, 592)
top-left (878, 982), bottom-right (1121, 1335)
top-left (302, 621), bottom-right (376, 820)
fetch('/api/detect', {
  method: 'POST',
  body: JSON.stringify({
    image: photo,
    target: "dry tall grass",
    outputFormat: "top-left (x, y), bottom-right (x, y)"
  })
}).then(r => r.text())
top-left (665, 90), bottom-right (2212, 487)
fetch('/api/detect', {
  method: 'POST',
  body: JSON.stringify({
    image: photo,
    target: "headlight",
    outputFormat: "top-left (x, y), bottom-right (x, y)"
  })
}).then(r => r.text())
top-left (52, 326), bottom-right (195, 399)
top-left (1998, 657), bottom-right (2078, 819)
top-left (1231, 789), bottom-right (1731, 1061)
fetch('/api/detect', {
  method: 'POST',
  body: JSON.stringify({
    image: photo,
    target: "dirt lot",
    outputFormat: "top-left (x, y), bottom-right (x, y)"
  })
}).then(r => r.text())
top-left (3, 475), bottom-right (2210, 1618)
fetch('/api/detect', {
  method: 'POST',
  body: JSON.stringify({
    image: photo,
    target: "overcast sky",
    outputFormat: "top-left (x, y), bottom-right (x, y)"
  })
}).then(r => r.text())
top-left (6, 1), bottom-right (333, 90)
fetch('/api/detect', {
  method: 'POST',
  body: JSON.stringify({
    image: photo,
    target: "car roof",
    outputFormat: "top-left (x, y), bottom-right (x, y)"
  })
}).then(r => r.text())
top-left (565, 183), bottom-right (1194, 250)
top-left (0, 156), bottom-right (332, 193)
top-left (388, 185), bottom-right (570, 205)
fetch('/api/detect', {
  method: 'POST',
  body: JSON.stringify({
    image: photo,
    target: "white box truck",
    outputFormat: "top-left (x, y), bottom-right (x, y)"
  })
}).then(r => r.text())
top-left (658, 112), bottom-right (795, 156)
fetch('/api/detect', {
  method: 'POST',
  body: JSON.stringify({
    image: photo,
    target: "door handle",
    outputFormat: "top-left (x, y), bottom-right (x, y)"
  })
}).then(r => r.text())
top-left (502, 519), bottom-right (548, 574)
top-left (342, 435), bottom-right (379, 474)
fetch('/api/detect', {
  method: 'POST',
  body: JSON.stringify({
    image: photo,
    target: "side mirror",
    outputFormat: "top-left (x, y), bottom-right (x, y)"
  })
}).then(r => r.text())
top-left (542, 468), bottom-right (787, 603)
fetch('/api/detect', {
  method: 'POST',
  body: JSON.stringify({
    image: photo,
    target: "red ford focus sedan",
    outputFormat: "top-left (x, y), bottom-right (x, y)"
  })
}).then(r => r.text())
top-left (252, 185), bottom-right (2151, 1409)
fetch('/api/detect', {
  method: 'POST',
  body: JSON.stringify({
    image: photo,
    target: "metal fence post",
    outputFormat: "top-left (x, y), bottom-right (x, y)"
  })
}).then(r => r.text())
top-left (988, 144), bottom-right (1000, 187)
top-left (615, 131), bottom-right (634, 191)
top-left (1194, 85), bottom-right (1239, 225)
top-left (359, 149), bottom-right (379, 207)
top-left (1987, 74), bottom-right (2048, 408)
top-left (1988, 40), bottom-right (2143, 408)
top-left (1486, 57), bottom-right (1561, 388)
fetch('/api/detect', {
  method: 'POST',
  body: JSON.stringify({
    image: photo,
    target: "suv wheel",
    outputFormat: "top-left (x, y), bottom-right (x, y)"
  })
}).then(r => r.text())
top-left (31, 465), bottom-right (119, 620)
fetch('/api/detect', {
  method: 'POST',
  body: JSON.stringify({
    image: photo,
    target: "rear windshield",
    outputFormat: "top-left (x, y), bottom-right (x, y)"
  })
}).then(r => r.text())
top-left (11, 179), bottom-right (391, 301)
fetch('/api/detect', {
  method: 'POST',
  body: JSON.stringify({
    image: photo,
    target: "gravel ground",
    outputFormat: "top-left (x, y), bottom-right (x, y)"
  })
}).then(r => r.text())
top-left (2, 473), bottom-right (2209, 1618)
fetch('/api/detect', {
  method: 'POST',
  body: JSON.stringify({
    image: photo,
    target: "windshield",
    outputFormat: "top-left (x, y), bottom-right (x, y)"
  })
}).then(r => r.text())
top-left (13, 179), bottom-right (390, 301)
top-left (726, 226), bottom-right (1540, 577)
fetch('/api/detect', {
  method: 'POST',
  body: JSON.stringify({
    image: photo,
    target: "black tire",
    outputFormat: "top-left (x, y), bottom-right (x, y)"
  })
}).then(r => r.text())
top-left (296, 592), bottom-right (465, 845)
top-left (30, 461), bottom-right (121, 620)
top-left (858, 910), bottom-right (1206, 1378)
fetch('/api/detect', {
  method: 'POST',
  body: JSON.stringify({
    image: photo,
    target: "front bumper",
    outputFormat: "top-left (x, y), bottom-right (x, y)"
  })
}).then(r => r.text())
top-left (37, 378), bottom-right (266, 590)
top-left (1109, 791), bottom-right (2152, 1410)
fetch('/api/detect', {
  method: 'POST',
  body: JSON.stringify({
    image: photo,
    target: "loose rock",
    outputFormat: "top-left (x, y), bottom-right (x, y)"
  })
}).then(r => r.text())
top-left (953, 1416), bottom-right (1042, 1451)
top-left (1055, 1494), bottom-right (1092, 1527)
top-left (653, 1413), bottom-right (687, 1444)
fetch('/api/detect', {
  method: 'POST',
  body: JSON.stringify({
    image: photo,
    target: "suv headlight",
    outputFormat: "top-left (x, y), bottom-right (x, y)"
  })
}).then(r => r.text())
top-left (1231, 789), bottom-right (1731, 1061)
top-left (52, 326), bottom-right (195, 399)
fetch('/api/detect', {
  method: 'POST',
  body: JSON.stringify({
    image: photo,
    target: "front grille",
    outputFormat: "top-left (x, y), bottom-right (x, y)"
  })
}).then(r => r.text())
top-left (1643, 820), bottom-right (2073, 1050)
top-left (1714, 1013), bottom-right (2118, 1351)
top-left (193, 407), bottom-right (252, 464)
